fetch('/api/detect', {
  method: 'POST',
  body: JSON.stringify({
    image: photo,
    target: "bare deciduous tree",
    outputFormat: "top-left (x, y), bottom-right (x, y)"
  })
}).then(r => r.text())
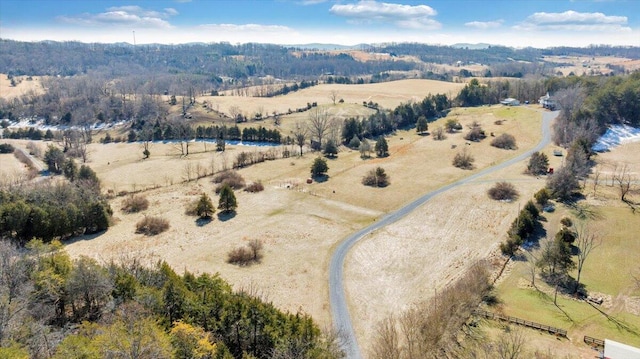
top-left (228, 105), bottom-right (242, 122)
top-left (556, 85), bottom-right (586, 122)
top-left (139, 124), bottom-right (153, 159)
top-left (495, 327), bottom-right (526, 359)
top-left (613, 163), bottom-right (634, 202)
top-left (183, 162), bottom-right (194, 182)
top-left (293, 122), bottom-right (307, 156)
top-left (172, 119), bottom-right (194, 157)
top-left (371, 316), bottom-right (400, 359)
top-left (573, 223), bottom-right (600, 294)
top-left (329, 90), bottom-right (339, 105)
top-left (307, 107), bottom-right (331, 149)
top-left (592, 165), bottom-right (601, 196)
top-left (0, 240), bottom-right (30, 342)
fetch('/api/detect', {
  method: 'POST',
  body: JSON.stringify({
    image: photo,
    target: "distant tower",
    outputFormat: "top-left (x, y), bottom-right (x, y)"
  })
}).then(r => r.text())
top-left (133, 30), bottom-right (136, 46)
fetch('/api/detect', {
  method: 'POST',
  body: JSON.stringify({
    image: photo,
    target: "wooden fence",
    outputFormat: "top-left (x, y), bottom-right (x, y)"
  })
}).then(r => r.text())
top-left (584, 335), bottom-right (605, 347)
top-left (473, 309), bottom-right (567, 337)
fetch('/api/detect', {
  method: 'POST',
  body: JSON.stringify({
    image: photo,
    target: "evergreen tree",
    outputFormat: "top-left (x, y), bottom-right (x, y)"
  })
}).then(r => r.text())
top-left (63, 158), bottom-right (78, 181)
top-left (196, 193), bottom-right (215, 219)
top-left (323, 139), bottom-right (338, 158)
top-left (310, 157), bottom-right (329, 178)
top-left (348, 135), bottom-right (361, 149)
top-left (44, 145), bottom-right (65, 174)
top-left (218, 184), bottom-right (237, 214)
top-left (375, 136), bottom-right (389, 157)
top-left (527, 151), bottom-right (549, 175)
top-left (416, 116), bottom-right (428, 134)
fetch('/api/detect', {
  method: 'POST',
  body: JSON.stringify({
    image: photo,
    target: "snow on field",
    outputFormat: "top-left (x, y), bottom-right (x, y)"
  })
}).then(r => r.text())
top-left (592, 124), bottom-right (640, 152)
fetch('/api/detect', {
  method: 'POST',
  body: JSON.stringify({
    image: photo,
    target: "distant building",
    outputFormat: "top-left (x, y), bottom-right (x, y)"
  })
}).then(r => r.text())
top-left (539, 92), bottom-right (557, 110)
top-left (500, 98), bottom-right (520, 106)
top-left (604, 339), bottom-right (640, 359)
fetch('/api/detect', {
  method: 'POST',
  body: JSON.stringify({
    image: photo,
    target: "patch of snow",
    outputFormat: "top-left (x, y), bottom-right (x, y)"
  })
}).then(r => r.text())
top-left (592, 124), bottom-right (640, 152)
top-left (6, 119), bottom-right (129, 132)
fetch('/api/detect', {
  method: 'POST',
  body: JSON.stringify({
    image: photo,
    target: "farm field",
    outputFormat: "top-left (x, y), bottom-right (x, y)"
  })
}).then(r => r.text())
top-left (62, 104), bottom-right (545, 335)
top-left (199, 79), bottom-right (465, 119)
top-left (0, 73), bottom-right (45, 99)
top-left (543, 55), bottom-right (640, 76)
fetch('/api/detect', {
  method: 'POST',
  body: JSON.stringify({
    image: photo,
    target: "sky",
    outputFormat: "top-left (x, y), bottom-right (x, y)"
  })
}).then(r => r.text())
top-left (0, 0), bottom-right (639, 48)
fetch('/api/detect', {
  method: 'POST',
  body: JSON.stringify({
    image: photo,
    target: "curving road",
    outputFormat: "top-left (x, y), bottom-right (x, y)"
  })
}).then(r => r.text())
top-left (329, 110), bottom-right (559, 358)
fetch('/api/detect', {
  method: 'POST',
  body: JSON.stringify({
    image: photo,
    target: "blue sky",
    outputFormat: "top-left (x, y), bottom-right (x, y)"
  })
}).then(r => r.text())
top-left (1, 0), bottom-right (639, 47)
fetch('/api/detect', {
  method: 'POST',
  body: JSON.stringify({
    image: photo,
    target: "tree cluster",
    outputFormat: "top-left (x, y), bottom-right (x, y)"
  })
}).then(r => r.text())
top-left (341, 93), bottom-right (452, 145)
top-left (362, 167), bottom-right (390, 187)
top-left (500, 201), bottom-right (541, 256)
top-left (0, 168), bottom-right (110, 245)
top-left (261, 79), bottom-right (318, 97)
top-left (0, 240), bottom-right (341, 358)
top-left (1, 127), bottom-right (54, 141)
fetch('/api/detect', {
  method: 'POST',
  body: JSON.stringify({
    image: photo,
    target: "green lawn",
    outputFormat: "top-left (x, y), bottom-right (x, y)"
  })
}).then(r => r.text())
top-left (495, 206), bottom-right (640, 347)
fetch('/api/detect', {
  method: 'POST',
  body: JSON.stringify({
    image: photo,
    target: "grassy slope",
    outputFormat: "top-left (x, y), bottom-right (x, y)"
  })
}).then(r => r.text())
top-left (495, 206), bottom-right (640, 347)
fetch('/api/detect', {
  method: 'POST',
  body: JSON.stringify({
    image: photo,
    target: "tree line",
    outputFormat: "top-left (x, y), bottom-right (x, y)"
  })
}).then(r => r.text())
top-left (341, 93), bottom-right (452, 143)
top-left (124, 123), bottom-right (283, 145)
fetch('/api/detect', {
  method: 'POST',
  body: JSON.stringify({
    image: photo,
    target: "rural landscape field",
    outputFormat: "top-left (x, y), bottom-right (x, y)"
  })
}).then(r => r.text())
top-left (1, 1), bottom-right (640, 358)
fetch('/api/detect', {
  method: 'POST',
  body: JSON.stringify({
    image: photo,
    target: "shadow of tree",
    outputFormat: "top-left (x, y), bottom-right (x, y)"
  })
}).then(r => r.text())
top-left (567, 201), bottom-right (602, 220)
top-left (312, 174), bottom-right (329, 183)
top-left (587, 301), bottom-right (639, 336)
top-left (217, 211), bottom-right (236, 222)
top-left (195, 217), bottom-right (212, 226)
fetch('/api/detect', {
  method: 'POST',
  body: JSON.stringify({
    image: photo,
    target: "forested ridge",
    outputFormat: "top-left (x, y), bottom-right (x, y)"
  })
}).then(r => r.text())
top-left (2, 40), bottom-right (638, 78)
top-left (0, 40), bottom-right (414, 78)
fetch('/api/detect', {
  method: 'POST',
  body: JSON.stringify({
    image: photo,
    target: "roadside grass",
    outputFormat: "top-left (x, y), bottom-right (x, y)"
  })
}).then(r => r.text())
top-left (495, 205), bottom-right (640, 347)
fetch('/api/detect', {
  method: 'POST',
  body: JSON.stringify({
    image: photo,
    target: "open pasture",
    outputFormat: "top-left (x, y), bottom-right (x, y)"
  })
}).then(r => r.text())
top-left (65, 104), bottom-right (545, 337)
top-left (199, 79), bottom-right (465, 119)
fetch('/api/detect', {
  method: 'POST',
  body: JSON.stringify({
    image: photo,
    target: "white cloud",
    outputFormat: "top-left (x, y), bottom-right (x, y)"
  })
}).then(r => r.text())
top-left (57, 6), bottom-right (178, 29)
top-left (164, 8), bottom-right (179, 16)
top-left (329, 0), bottom-right (441, 30)
top-left (515, 10), bottom-right (630, 32)
top-left (465, 20), bottom-right (503, 30)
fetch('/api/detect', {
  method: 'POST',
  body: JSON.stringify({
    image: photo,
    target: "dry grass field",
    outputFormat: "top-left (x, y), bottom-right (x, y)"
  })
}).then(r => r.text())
top-left (0, 152), bottom-right (26, 183)
top-left (0, 73), bottom-right (45, 99)
top-left (543, 55), bottom-right (640, 76)
top-left (199, 79), bottom-right (465, 119)
top-left (62, 104), bottom-right (546, 340)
